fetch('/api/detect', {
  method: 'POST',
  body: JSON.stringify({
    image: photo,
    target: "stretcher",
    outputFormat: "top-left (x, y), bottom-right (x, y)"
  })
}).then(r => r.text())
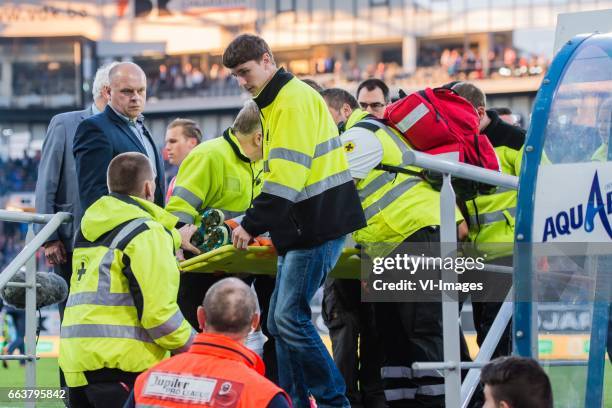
top-left (179, 245), bottom-right (361, 279)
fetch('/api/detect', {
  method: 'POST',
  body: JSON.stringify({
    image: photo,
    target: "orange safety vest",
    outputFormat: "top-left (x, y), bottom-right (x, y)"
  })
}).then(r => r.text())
top-left (133, 333), bottom-right (290, 408)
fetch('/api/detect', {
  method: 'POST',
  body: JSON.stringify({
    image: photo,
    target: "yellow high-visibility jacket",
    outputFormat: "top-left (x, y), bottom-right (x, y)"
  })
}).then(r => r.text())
top-left (60, 194), bottom-right (195, 387)
top-left (466, 110), bottom-right (526, 260)
top-left (166, 128), bottom-right (263, 226)
top-left (245, 68), bottom-right (366, 254)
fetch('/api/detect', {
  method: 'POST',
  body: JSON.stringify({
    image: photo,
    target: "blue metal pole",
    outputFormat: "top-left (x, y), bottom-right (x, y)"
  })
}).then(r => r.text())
top-left (513, 33), bottom-right (591, 357)
top-left (585, 300), bottom-right (610, 408)
top-left (585, 140), bottom-right (612, 407)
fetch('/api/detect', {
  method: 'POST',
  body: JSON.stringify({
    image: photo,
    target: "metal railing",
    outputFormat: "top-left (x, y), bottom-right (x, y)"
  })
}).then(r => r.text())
top-left (401, 151), bottom-right (519, 408)
top-left (0, 210), bottom-right (71, 403)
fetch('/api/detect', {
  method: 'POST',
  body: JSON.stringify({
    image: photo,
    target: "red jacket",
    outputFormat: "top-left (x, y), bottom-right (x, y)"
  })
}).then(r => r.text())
top-left (133, 333), bottom-right (290, 407)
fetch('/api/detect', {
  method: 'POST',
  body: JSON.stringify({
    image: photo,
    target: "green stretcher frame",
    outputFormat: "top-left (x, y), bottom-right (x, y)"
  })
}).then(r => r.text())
top-left (180, 245), bottom-right (361, 279)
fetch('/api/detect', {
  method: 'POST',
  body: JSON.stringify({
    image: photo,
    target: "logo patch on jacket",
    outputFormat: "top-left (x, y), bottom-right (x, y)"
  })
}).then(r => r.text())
top-left (76, 256), bottom-right (90, 282)
top-left (143, 372), bottom-right (244, 406)
top-left (344, 142), bottom-right (355, 152)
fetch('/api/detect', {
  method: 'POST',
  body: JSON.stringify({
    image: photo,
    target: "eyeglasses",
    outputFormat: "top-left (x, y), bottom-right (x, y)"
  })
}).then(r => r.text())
top-left (359, 102), bottom-right (385, 111)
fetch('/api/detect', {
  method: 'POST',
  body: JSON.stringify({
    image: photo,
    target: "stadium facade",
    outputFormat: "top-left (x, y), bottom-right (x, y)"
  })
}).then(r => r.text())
top-left (0, 0), bottom-right (611, 151)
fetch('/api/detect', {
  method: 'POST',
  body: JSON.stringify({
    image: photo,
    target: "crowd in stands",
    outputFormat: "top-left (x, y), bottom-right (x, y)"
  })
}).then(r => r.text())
top-left (0, 152), bottom-right (38, 273)
top-left (0, 222), bottom-right (25, 272)
top-left (0, 156), bottom-right (39, 196)
top-left (291, 46), bottom-right (548, 92)
top-left (114, 46), bottom-right (550, 102)
top-left (0, 154), bottom-right (48, 273)
top-left (6, 47), bottom-right (548, 106)
top-left (422, 46), bottom-right (547, 79)
top-left (144, 61), bottom-right (242, 99)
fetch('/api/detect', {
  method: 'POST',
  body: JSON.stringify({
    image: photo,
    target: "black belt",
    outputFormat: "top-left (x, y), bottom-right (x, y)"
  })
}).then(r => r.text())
top-left (84, 368), bottom-right (140, 384)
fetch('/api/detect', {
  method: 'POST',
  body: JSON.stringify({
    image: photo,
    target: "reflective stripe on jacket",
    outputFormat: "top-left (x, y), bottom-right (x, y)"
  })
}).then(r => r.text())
top-left (466, 144), bottom-right (523, 260)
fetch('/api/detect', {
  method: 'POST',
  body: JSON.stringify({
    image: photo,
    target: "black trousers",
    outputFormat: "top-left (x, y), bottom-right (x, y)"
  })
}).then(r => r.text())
top-left (470, 255), bottom-right (513, 358)
top-left (177, 273), bottom-right (278, 384)
top-left (55, 250), bottom-right (73, 389)
top-left (68, 369), bottom-right (138, 408)
top-left (374, 227), bottom-right (445, 408)
top-left (323, 278), bottom-right (386, 408)
top-left (461, 255), bottom-right (513, 408)
top-left (177, 273), bottom-right (221, 330)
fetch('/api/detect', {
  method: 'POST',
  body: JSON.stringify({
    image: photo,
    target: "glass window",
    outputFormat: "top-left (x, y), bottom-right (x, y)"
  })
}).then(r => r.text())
top-left (0, 37), bottom-right (89, 108)
top-left (543, 37), bottom-right (612, 164)
top-left (429, 0), bottom-right (449, 13)
top-left (12, 62), bottom-right (77, 96)
top-left (414, 0), bottom-right (431, 10)
top-left (466, 0), bottom-right (487, 10)
top-left (370, 0), bottom-right (389, 6)
top-left (448, 0), bottom-right (465, 12)
top-left (277, 0), bottom-right (295, 13)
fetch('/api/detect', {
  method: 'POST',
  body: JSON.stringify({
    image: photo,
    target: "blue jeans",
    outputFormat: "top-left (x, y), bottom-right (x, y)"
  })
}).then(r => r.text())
top-left (6, 307), bottom-right (25, 359)
top-left (268, 236), bottom-right (349, 408)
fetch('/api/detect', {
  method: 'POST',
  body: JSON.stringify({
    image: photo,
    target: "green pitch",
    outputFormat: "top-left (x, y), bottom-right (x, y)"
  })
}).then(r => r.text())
top-left (543, 361), bottom-right (612, 408)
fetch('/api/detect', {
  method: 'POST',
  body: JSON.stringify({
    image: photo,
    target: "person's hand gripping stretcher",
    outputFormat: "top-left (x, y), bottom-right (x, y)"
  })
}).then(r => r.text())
top-left (190, 209), bottom-right (273, 253)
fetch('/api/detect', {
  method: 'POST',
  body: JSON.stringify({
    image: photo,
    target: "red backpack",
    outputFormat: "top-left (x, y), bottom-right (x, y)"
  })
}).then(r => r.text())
top-left (384, 87), bottom-right (500, 172)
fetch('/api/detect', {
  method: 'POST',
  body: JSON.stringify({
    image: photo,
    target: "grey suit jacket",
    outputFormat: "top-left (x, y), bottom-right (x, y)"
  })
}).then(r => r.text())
top-left (35, 107), bottom-right (93, 252)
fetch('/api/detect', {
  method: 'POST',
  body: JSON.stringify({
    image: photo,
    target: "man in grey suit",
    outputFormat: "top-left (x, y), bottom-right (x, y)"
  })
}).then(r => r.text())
top-left (34, 61), bottom-right (118, 310)
top-left (34, 61), bottom-right (118, 395)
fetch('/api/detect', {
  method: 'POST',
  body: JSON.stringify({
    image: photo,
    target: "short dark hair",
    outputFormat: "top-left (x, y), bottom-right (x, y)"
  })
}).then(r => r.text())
top-left (480, 357), bottom-right (553, 408)
top-left (232, 101), bottom-right (261, 136)
top-left (452, 82), bottom-right (487, 109)
top-left (442, 80), bottom-right (462, 89)
top-left (356, 78), bottom-right (390, 103)
top-left (302, 78), bottom-right (324, 92)
top-left (222, 34), bottom-right (274, 69)
top-left (202, 278), bottom-right (258, 335)
top-left (320, 88), bottom-right (359, 111)
top-left (107, 152), bottom-right (153, 196)
top-left (490, 107), bottom-right (513, 116)
top-left (167, 118), bottom-right (203, 143)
